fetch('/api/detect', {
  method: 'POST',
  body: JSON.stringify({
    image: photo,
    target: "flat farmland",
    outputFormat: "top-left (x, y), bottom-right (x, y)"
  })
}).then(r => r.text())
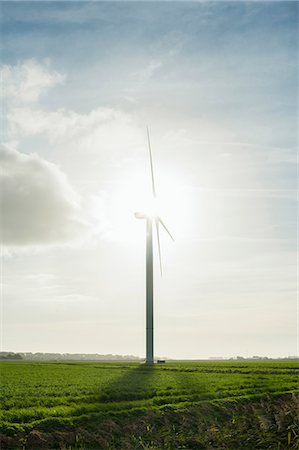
top-left (0, 360), bottom-right (298, 449)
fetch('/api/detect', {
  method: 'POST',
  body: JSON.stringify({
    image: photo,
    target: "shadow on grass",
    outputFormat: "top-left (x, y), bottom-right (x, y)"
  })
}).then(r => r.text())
top-left (16, 365), bottom-right (157, 436)
top-left (99, 363), bottom-right (156, 403)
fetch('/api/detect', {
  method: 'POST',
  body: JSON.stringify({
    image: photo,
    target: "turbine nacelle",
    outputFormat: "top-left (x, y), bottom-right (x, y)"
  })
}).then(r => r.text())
top-left (134, 211), bottom-right (148, 220)
top-left (134, 210), bottom-right (158, 220)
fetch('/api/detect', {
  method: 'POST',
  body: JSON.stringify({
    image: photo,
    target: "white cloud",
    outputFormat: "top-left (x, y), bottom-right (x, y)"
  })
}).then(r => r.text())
top-left (1, 59), bottom-right (149, 248)
top-left (0, 144), bottom-right (84, 247)
top-left (7, 106), bottom-right (140, 147)
top-left (1, 59), bottom-right (65, 104)
top-left (1, 57), bottom-right (143, 153)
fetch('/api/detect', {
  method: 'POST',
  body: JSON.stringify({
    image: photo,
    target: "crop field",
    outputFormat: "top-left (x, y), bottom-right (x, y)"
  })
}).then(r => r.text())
top-left (0, 360), bottom-right (298, 449)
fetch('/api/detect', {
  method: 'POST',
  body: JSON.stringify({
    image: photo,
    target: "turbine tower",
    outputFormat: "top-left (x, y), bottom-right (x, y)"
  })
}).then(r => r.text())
top-left (135, 127), bottom-right (174, 364)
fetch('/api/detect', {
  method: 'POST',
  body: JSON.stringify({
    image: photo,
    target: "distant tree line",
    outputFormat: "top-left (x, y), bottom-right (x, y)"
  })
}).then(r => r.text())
top-left (0, 352), bottom-right (23, 360)
top-left (0, 352), bottom-right (141, 361)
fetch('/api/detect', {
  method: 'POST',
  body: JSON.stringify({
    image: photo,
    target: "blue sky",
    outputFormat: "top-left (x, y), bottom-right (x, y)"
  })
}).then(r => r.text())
top-left (1, 1), bottom-right (297, 358)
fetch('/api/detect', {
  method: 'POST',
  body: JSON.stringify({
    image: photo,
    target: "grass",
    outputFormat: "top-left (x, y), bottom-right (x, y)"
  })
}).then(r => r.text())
top-left (0, 360), bottom-right (298, 449)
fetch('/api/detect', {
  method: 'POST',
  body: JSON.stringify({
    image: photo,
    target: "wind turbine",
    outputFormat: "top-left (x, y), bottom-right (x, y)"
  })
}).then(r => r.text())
top-left (135, 127), bottom-right (174, 364)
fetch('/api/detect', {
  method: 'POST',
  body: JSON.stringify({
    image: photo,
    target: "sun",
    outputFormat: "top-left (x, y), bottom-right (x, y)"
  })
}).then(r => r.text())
top-left (97, 165), bottom-right (192, 243)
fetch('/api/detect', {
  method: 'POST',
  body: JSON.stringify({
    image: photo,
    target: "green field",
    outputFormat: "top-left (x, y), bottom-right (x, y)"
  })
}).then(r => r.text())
top-left (0, 360), bottom-right (298, 449)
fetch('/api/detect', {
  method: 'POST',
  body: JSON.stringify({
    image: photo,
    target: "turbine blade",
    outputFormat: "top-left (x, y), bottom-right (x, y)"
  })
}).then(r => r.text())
top-left (158, 217), bottom-right (175, 242)
top-left (155, 218), bottom-right (162, 276)
top-left (147, 126), bottom-right (157, 198)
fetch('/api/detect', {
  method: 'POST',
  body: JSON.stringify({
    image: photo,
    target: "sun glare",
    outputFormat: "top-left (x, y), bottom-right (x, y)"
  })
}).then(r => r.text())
top-left (101, 165), bottom-right (192, 242)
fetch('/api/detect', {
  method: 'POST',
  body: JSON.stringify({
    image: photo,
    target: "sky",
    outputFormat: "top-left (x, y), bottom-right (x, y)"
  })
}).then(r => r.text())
top-left (0, 1), bottom-right (297, 359)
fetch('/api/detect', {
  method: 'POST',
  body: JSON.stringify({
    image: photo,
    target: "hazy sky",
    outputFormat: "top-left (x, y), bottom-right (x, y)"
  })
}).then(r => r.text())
top-left (1, 1), bottom-right (297, 359)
